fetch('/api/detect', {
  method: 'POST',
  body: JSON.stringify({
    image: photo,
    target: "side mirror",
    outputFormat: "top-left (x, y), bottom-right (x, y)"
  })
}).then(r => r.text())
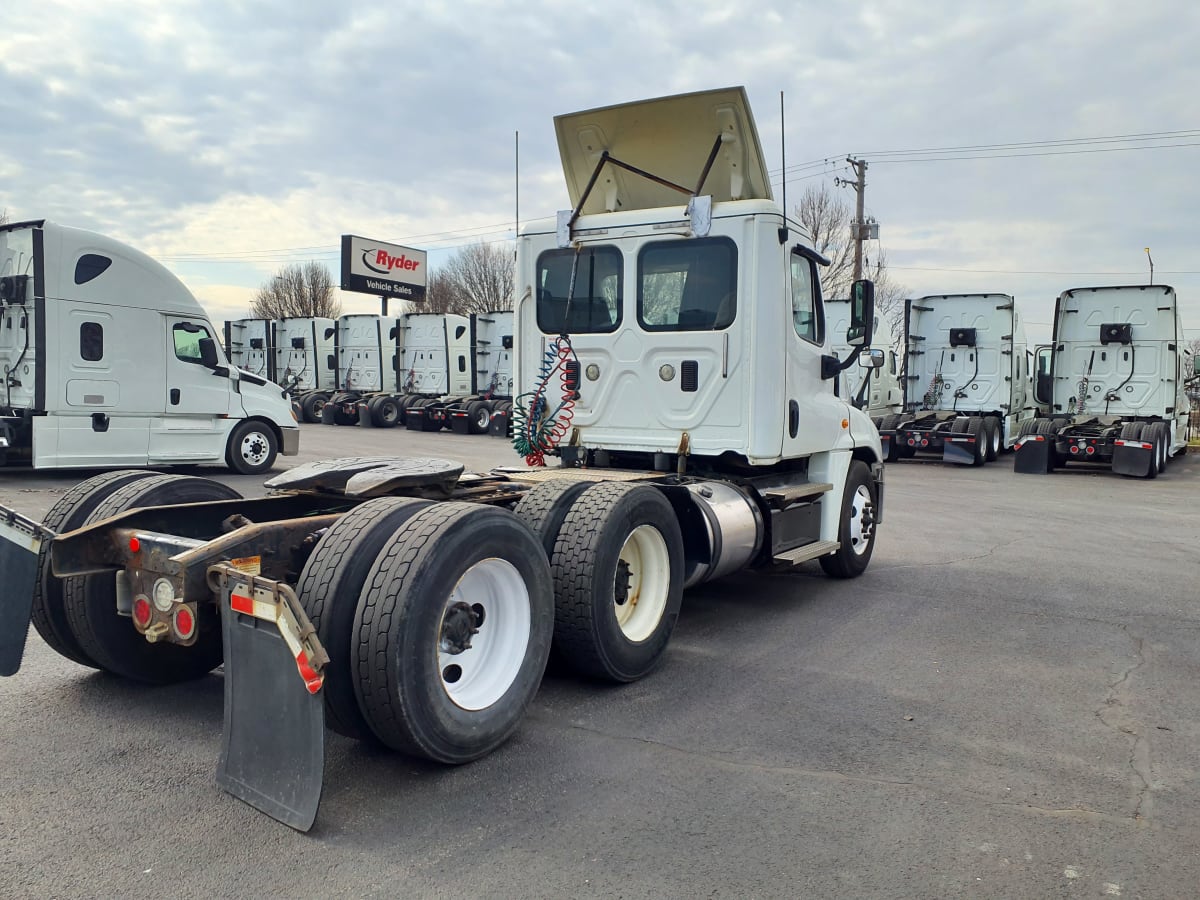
top-left (859, 348), bottom-right (885, 368)
top-left (846, 280), bottom-right (875, 347)
top-left (198, 337), bottom-right (219, 369)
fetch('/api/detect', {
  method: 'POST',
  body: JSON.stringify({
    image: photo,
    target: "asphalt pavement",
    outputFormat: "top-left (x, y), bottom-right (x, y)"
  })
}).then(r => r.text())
top-left (1, 424), bottom-right (1198, 898)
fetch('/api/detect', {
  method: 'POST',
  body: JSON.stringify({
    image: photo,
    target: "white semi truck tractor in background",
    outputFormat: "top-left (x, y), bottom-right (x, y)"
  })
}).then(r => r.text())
top-left (1014, 284), bottom-right (1191, 477)
top-left (0, 87), bottom-right (884, 831)
top-left (879, 293), bottom-right (1037, 465)
top-left (0, 221), bottom-right (299, 474)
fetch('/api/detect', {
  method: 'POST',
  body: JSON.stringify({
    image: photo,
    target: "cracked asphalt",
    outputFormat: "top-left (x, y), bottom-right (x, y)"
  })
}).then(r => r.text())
top-left (1, 426), bottom-right (1198, 898)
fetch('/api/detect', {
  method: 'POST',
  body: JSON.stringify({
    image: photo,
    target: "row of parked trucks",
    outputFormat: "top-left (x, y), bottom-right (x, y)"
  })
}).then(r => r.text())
top-left (223, 310), bottom-right (515, 435)
top-left (0, 86), bottom-right (1192, 835)
top-left (846, 287), bottom-right (1194, 477)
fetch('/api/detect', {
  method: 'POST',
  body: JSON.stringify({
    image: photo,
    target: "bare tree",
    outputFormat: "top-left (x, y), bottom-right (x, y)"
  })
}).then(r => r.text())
top-left (436, 241), bottom-right (514, 315)
top-left (250, 261), bottom-right (342, 319)
top-left (793, 184), bottom-right (908, 346)
top-left (422, 268), bottom-right (468, 315)
top-left (0, 209), bottom-right (8, 226)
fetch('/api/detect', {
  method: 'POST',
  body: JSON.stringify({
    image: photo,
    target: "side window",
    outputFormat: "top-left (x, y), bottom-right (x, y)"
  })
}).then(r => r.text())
top-left (637, 237), bottom-right (737, 331)
top-left (789, 251), bottom-right (824, 345)
top-left (889, 350), bottom-right (897, 375)
top-left (80, 322), bottom-right (103, 361)
top-left (536, 246), bottom-right (622, 334)
top-left (172, 323), bottom-right (208, 364)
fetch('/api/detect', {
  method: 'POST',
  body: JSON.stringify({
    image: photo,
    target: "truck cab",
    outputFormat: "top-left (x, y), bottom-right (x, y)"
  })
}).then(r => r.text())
top-left (0, 221), bottom-right (298, 473)
top-left (1016, 284), bottom-right (1190, 477)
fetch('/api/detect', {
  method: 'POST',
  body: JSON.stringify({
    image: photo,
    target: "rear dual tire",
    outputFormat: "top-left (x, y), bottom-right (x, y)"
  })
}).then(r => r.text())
top-left (352, 503), bottom-right (554, 764)
top-left (62, 475), bottom-right (241, 683)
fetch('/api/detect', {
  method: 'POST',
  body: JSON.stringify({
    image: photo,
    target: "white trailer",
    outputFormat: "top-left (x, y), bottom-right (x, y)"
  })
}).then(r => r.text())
top-left (879, 293), bottom-right (1037, 465)
top-left (222, 318), bottom-right (274, 381)
top-left (1015, 284), bottom-right (1191, 477)
top-left (827, 299), bottom-right (902, 421)
top-left (0, 88), bottom-right (883, 832)
top-left (272, 316), bottom-right (336, 421)
top-left (0, 221), bottom-right (298, 473)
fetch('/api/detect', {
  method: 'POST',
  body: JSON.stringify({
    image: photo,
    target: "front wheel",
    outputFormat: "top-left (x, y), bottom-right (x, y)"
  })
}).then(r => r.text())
top-left (820, 461), bottom-right (878, 579)
top-left (352, 503), bottom-right (554, 763)
top-left (226, 419), bottom-right (279, 475)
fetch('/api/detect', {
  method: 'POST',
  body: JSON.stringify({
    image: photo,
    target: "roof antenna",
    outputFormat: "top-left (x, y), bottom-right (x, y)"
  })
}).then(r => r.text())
top-left (778, 91), bottom-right (789, 244)
top-left (514, 130), bottom-right (520, 260)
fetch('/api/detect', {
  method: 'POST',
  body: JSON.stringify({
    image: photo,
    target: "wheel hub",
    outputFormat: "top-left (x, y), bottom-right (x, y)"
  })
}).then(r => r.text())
top-left (613, 559), bottom-right (632, 607)
top-left (439, 601), bottom-right (479, 655)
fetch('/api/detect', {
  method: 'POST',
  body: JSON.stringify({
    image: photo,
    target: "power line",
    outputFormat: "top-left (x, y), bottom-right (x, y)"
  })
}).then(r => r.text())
top-left (868, 141), bottom-right (1200, 164)
top-left (858, 128), bottom-right (1200, 158)
top-left (892, 266), bottom-right (1200, 275)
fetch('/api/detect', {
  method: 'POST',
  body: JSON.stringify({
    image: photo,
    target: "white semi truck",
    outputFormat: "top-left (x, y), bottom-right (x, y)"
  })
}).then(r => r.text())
top-left (272, 316), bottom-right (336, 420)
top-left (1014, 284), bottom-right (1190, 476)
top-left (0, 221), bottom-right (299, 473)
top-left (878, 293), bottom-right (1037, 465)
top-left (0, 88), bottom-right (884, 832)
top-left (222, 318), bottom-right (274, 381)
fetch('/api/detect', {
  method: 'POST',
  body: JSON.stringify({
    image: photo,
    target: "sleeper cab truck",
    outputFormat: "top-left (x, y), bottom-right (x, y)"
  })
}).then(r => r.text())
top-left (1014, 284), bottom-right (1190, 477)
top-left (879, 293), bottom-right (1036, 465)
top-left (0, 220), bottom-right (298, 474)
top-left (273, 316), bottom-right (336, 421)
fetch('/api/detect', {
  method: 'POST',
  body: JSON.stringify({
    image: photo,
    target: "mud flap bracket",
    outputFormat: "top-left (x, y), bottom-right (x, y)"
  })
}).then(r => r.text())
top-left (208, 564), bottom-right (329, 832)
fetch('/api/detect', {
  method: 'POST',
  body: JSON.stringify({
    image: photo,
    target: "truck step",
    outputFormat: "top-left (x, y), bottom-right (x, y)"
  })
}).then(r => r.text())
top-left (761, 482), bottom-right (832, 508)
top-left (773, 540), bottom-right (840, 566)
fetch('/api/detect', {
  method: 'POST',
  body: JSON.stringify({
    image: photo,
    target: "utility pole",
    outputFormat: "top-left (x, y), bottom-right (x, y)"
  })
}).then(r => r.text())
top-left (846, 157), bottom-right (868, 281)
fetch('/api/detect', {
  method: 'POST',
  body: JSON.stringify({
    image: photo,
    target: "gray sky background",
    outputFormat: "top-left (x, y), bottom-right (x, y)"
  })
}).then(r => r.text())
top-left (2, 0), bottom-right (1198, 345)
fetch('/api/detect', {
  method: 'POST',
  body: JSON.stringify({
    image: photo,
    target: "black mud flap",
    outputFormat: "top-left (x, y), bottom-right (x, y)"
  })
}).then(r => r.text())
top-left (0, 508), bottom-right (49, 676)
top-left (942, 436), bottom-right (975, 466)
top-left (1112, 441), bottom-right (1154, 477)
top-left (211, 566), bottom-right (329, 832)
top-left (1014, 436), bottom-right (1053, 474)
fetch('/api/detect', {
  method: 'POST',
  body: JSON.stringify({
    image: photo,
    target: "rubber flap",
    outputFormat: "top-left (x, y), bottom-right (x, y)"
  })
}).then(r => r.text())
top-left (0, 510), bottom-right (44, 676)
top-left (218, 590), bottom-right (325, 831)
top-left (941, 439), bottom-right (976, 466)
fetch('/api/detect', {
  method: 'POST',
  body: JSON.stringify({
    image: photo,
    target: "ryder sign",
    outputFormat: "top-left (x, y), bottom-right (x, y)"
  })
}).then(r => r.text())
top-left (340, 235), bottom-right (427, 302)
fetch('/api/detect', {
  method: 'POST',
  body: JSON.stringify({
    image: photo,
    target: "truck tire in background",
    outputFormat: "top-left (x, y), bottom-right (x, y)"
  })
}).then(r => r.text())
top-left (352, 503), bottom-right (553, 763)
top-left (466, 400), bottom-right (492, 435)
top-left (819, 460), bottom-right (878, 578)
top-left (63, 475), bottom-right (241, 683)
top-left (549, 482), bottom-right (684, 683)
top-left (984, 416), bottom-right (1002, 461)
top-left (30, 470), bottom-right (158, 669)
top-left (226, 419), bottom-right (279, 475)
top-left (369, 396), bottom-right (402, 428)
top-left (294, 496), bottom-right (432, 741)
top-left (878, 414), bottom-right (902, 463)
top-left (301, 391), bottom-right (329, 423)
top-left (512, 479), bottom-right (592, 558)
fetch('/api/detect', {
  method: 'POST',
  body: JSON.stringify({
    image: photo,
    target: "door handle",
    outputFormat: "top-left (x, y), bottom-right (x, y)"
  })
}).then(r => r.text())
top-left (170, 388), bottom-right (181, 405)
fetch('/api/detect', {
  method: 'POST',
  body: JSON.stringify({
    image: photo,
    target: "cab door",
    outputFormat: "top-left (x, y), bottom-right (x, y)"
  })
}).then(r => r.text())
top-left (782, 248), bottom-right (845, 457)
top-left (148, 317), bottom-right (238, 463)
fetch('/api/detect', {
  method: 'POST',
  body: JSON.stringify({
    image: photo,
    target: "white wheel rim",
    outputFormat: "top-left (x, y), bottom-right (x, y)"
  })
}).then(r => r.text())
top-left (848, 485), bottom-right (874, 556)
top-left (437, 558), bottom-right (530, 711)
top-left (614, 525), bottom-right (671, 642)
top-left (991, 425), bottom-right (1001, 454)
top-left (239, 431), bottom-right (270, 465)
top-left (475, 408), bottom-right (490, 428)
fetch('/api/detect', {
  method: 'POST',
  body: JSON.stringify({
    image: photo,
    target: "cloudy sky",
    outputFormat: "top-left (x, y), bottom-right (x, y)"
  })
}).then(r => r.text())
top-left (2, 0), bottom-right (1198, 345)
